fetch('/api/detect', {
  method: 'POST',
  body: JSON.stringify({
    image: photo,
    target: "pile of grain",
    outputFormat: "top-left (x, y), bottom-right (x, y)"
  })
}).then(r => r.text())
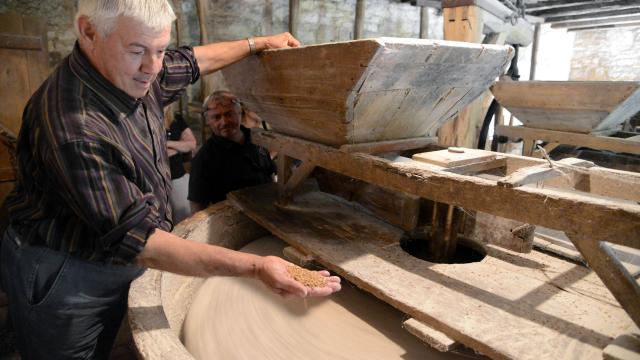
top-left (287, 265), bottom-right (327, 288)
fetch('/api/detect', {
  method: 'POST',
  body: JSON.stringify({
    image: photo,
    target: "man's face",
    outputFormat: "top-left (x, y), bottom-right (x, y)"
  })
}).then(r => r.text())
top-left (90, 17), bottom-right (171, 99)
top-left (204, 101), bottom-right (242, 141)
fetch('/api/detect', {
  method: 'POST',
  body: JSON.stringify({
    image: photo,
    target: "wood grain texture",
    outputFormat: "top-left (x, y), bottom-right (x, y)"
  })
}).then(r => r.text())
top-left (252, 130), bottom-right (640, 247)
top-left (491, 81), bottom-right (640, 133)
top-left (222, 38), bottom-right (513, 146)
top-left (496, 125), bottom-right (640, 155)
top-left (229, 184), bottom-right (638, 360)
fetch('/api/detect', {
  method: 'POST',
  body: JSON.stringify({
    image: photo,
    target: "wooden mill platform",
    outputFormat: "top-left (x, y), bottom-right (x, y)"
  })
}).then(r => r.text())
top-left (229, 183), bottom-right (637, 359)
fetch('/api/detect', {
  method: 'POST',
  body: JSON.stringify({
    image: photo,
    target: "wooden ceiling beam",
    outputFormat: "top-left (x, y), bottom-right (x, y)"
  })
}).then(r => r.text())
top-left (566, 21), bottom-right (640, 31)
top-left (525, 0), bottom-right (625, 11)
top-left (544, 7), bottom-right (640, 23)
top-left (529, 0), bottom-right (640, 17)
top-left (551, 14), bottom-right (640, 28)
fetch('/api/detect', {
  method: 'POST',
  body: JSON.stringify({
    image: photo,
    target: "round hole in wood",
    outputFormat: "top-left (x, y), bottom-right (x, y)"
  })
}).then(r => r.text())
top-left (400, 234), bottom-right (486, 264)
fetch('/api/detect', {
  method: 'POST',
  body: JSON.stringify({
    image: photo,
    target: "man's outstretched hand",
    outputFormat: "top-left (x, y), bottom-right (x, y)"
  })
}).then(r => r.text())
top-left (255, 32), bottom-right (301, 52)
top-left (255, 255), bottom-right (341, 299)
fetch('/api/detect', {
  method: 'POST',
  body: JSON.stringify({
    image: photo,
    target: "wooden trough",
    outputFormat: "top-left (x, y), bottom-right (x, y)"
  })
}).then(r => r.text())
top-left (222, 37), bottom-right (514, 146)
top-left (491, 81), bottom-right (640, 134)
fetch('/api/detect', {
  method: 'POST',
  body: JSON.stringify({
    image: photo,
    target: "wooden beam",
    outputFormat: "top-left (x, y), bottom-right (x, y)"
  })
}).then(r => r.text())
top-left (567, 21), bottom-right (640, 31)
top-left (568, 234), bottom-right (640, 328)
top-left (545, 7), bottom-right (640, 23)
top-left (289, 0), bottom-right (300, 38)
top-left (526, 0), bottom-right (603, 11)
top-left (354, 0), bottom-right (365, 39)
top-left (280, 160), bottom-right (316, 200)
top-left (440, 5), bottom-right (485, 148)
top-left (551, 14), bottom-right (640, 28)
top-left (496, 125), bottom-right (640, 155)
top-left (0, 33), bottom-right (42, 51)
top-left (529, 0), bottom-right (640, 17)
top-left (0, 167), bottom-right (15, 182)
top-left (529, 23), bottom-right (540, 80)
top-left (339, 137), bottom-right (437, 154)
top-left (497, 158), bottom-right (594, 188)
top-left (252, 129), bottom-right (640, 248)
top-left (420, 6), bottom-right (430, 39)
top-left (403, 318), bottom-right (461, 352)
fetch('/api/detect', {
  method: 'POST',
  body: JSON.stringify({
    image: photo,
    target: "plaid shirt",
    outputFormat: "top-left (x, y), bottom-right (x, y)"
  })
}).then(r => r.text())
top-left (4, 42), bottom-right (200, 263)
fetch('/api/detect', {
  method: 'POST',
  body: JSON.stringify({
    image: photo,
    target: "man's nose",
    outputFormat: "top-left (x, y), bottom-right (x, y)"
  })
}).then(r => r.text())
top-left (141, 53), bottom-right (163, 74)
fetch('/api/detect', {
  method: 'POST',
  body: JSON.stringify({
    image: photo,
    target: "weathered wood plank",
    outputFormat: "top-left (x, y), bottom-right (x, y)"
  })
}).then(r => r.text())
top-left (603, 333), bottom-right (640, 360)
top-left (567, 234), bottom-right (640, 329)
top-left (497, 158), bottom-right (594, 188)
top-left (229, 185), bottom-right (638, 360)
top-left (413, 147), bottom-right (496, 168)
top-left (339, 136), bottom-right (437, 154)
top-left (253, 129), bottom-right (640, 248)
top-left (0, 33), bottom-right (42, 51)
top-left (496, 125), bottom-right (640, 155)
top-left (403, 318), bottom-right (461, 352)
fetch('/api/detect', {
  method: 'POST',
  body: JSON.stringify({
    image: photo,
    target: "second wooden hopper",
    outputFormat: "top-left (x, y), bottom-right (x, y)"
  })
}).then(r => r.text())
top-left (222, 38), bottom-right (514, 146)
top-left (491, 81), bottom-right (640, 134)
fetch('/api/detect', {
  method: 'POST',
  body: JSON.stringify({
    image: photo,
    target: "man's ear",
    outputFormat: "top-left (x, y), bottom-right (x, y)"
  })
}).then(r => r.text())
top-left (77, 16), bottom-right (98, 48)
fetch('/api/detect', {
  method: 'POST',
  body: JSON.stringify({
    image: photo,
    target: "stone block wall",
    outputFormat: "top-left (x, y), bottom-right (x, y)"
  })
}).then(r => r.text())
top-left (570, 26), bottom-right (640, 81)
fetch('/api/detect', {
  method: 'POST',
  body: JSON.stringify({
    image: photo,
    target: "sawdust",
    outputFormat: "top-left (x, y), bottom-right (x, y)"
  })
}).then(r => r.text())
top-left (287, 265), bottom-right (327, 288)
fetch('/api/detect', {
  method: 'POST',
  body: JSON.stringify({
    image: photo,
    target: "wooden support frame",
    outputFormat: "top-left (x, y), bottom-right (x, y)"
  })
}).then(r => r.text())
top-left (253, 129), bottom-right (640, 327)
top-left (496, 125), bottom-right (640, 156)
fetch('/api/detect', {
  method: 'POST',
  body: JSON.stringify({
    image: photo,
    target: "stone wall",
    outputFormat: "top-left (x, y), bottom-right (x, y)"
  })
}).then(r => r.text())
top-left (570, 26), bottom-right (640, 81)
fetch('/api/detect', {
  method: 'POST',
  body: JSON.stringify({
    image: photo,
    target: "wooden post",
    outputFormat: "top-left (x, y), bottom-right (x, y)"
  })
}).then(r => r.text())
top-left (420, 6), bottom-right (429, 39)
top-left (529, 23), bottom-right (541, 80)
top-left (195, 0), bottom-right (211, 143)
top-left (289, 0), bottom-right (300, 38)
top-left (438, 5), bottom-right (485, 148)
top-left (354, 0), bottom-right (365, 39)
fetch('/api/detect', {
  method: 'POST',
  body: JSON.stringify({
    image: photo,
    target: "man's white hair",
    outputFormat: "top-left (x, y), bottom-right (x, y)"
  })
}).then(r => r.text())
top-left (75, 0), bottom-right (176, 38)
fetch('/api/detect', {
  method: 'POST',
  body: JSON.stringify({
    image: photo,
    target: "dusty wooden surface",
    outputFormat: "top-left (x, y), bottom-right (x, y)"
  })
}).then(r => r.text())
top-left (222, 38), bottom-right (512, 146)
top-left (491, 81), bottom-right (640, 134)
top-left (252, 130), bottom-right (640, 247)
top-left (229, 184), bottom-right (638, 360)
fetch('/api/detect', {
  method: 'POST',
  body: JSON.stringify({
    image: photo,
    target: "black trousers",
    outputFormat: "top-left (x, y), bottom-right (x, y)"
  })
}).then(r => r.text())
top-left (0, 227), bottom-right (145, 359)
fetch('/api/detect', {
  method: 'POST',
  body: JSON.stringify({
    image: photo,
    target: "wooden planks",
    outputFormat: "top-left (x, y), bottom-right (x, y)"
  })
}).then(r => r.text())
top-left (229, 184), bottom-right (638, 360)
top-left (0, 13), bottom-right (50, 205)
top-left (252, 130), bottom-right (640, 248)
top-left (497, 158), bottom-right (595, 188)
top-left (496, 125), bottom-right (640, 156)
top-left (491, 81), bottom-right (640, 133)
top-left (222, 38), bottom-right (513, 146)
top-left (413, 147), bottom-right (496, 168)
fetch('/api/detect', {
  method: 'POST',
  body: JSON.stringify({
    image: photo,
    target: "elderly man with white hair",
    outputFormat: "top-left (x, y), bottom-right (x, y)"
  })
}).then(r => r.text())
top-left (0, 1), bottom-right (340, 359)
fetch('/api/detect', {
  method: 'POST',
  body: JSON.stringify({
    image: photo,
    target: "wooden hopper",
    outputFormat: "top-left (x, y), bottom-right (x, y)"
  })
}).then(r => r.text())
top-left (222, 38), bottom-right (513, 146)
top-left (491, 81), bottom-right (640, 133)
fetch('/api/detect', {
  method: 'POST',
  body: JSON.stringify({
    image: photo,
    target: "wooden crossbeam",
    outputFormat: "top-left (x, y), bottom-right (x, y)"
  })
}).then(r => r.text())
top-left (495, 125), bottom-right (640, 155)
top-left (544, 7), bottom-right (640, 23)
top-left (339, 136), bottom-right (437, 154)
top-left (568, 234), bottom-right (640, 328)
top-left (551, 14), bottom-right (640, 28)
top-left (529, 0), bottom-right (640, 17)
top-left (252, 130), bottom-right (640, 248)
top-left (0, 33), bottom-right (42, 51)
top-left (497, 158), bottom-right (595, 188)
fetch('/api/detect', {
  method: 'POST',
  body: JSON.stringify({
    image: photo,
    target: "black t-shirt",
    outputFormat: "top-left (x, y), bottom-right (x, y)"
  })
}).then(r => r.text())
top-left (167, 115), bottom-right (189, 179)
top-left (188, 126), bottom-right (275, 206)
